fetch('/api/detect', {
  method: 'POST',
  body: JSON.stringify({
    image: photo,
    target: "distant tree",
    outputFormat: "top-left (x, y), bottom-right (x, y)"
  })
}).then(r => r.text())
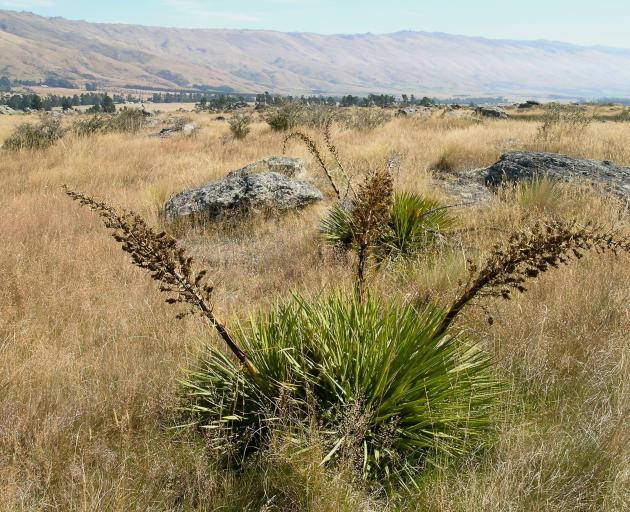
top-left (0, 76), bottom-right (11, 92)
top-left (86, 82), bottom-right (98, 92)
top-left (61, 97), bottom-right (73, 111)
top-left (8, 95), bottom-right (22, 110)
top-left (101, 95), bottom-right (116, 113)
top-left (402, 94), bottom-right (409, 104)
top-left (30, 95), bottom-right (43, 110)
top-left (340, 95), bottom-right (360, 107)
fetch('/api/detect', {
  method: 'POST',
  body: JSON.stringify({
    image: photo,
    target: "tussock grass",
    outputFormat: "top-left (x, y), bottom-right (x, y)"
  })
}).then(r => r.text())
top-left (1, 112), bottom-right (629, 510)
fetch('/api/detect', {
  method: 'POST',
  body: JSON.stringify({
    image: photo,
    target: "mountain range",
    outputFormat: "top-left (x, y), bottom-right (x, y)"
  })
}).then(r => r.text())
top-left (2, 9), bottom-right (630, 98)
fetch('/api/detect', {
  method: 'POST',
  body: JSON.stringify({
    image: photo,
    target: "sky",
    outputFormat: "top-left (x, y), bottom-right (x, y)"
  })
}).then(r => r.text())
top-left (1, 0), bottom-right (630, 48)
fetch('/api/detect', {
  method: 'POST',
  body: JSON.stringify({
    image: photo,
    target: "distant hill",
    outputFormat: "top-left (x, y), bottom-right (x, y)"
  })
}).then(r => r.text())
top-left (2, 10), bottom-right (630, 98)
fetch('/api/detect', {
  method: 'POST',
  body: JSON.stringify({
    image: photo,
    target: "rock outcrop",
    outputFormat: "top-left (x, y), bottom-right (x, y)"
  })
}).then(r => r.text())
top-left (164, 158), bottom-right (322, 222)
top-left (485, 152), bottom-right (630, 202)
top-left (435, 151), bottom-right (630, 204)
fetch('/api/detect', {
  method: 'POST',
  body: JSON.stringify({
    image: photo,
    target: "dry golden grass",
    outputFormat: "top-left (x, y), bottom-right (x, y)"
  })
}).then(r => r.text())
top-left (1, 112), bottom-right (629, 510)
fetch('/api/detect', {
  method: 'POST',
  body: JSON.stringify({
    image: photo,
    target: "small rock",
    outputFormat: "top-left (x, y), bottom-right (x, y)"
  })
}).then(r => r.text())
top-left (518, 100), bottom-right (541, 109)
top-left (396, 108), bottom-right (417, 117)
top-left (156, 122), bottom-right (198, 138)
top-left (475, 106), bottom-right (509, 119)
top-left (0, 105), bottom-right (16, 115)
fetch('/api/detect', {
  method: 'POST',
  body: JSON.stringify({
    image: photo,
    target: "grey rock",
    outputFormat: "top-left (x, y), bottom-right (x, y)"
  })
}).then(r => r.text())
top-left (485, 152), bottom-right (630, 202)
top-left (433, 168), bottom-right (493, 203)
top-left (433, 151), bottom-right (630, 204)
top-left (0, 105), bottom-right (16, 115)
top-left (164, 161), bottom-right (322, 222)
top-left (156, 122), bottom-right (197, 138)
top-left (475, 106), bottom-right (509, 119)
top-left (396, 107), bottom-right (417, 117)
top-left (518, 100), bottom-right (541, 109)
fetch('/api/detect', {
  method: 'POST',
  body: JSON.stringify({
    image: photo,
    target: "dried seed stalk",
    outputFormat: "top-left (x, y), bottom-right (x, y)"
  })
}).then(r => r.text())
top-left (283, 131), bottom-right (341, 199)
top-left (323, 114), bottom-right (354, 199)
top-left (350, 166), bottom-right (394, 299)
top-left (63, 186), bottom-right (259, 379)
top-left (436, 220), bottom-right (630, 336)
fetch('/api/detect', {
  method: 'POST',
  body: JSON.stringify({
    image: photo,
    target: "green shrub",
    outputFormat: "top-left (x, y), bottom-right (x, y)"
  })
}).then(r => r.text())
top-left (2, 117), bottom-right (64, 151)
top-left (265, 102), bottom-right (304, 131)
top-left (71, 115), bottom-right (108, 137)
top-left (228, 112), bottom-right (253, 139)
top-left (71, 109), bottom-right (147, 137)
top-left (183, 293), bottom-right (499, 484)
top-left (321, 192), bottom-right (454, 260)
top-left (107, 108), bottom-right (147, 133)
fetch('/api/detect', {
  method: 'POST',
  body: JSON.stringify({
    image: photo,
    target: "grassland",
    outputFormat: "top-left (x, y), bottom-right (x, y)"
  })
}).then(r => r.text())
top-left (0, 109), bottom-right (629, 511)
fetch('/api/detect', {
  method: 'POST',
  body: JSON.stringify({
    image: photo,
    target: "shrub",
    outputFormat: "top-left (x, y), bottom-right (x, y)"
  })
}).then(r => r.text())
top-left (321, 192), bottom-right (454, 261)
top-left (299, 104), bottom-right (339, 129)
top-left (265, 102), bottom-right (304, 131)
top-left (228, 112), bottom-right (253, 140)
top-left (71, 115), bottom-right (108, 137)
top-left (537, 104), bottom-right (592, 141)
top-left (71, 109), bottom-right (148, 137)
top-left (344, 108), bottom-right (392, 131)
top-left (612, 107), bottom-right (630, 122)
top-left (107, 108), bottom-right (147, 133)
top-left (183, 293), bottom-right (500, 483)
top-left (2, 117), bottom-right (64, 151)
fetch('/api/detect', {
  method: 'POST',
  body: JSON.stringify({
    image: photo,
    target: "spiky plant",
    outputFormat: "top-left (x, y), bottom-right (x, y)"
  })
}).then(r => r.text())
top-left (321, 192), bottom-right (455, 260)
top-left (184, 293), bottom-right (500, 484)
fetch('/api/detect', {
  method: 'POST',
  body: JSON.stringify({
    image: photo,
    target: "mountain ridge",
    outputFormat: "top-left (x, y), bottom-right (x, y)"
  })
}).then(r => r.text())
top-left (2, 9), bottom-right (630, 98)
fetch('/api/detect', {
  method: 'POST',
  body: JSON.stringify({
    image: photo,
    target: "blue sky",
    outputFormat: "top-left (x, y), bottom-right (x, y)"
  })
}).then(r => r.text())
top-left (2, 0), bottom-right (629, 48)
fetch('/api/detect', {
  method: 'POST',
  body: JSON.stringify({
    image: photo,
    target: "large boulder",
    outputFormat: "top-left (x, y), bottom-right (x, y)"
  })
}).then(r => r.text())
top-left (433, 151), bottom-right (630, 204)
top-left (485, 152), bottom-right (630, 202)
top-left (164, 159), bottom-right (322, 222)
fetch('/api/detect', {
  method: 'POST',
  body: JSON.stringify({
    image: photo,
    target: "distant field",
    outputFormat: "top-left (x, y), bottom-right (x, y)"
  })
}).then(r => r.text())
top-left (1, 108), bottom-right (629, 510)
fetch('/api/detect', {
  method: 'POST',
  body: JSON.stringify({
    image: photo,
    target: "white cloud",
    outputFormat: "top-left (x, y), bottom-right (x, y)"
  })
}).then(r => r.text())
top-left (0, 0), bottom-right (55, 8)
top-left (159, 0), bottom-right (260, 24)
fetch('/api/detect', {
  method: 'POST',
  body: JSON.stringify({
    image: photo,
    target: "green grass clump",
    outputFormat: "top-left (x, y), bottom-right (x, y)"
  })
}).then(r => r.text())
top-left (321, 192), bottom-right (454, 260)
top-left (183, 293), bottom-right (500, 485)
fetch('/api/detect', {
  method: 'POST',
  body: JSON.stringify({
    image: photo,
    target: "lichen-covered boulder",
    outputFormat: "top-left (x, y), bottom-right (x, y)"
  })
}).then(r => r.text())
top-left (164, 159), bottom-right (322, 222)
